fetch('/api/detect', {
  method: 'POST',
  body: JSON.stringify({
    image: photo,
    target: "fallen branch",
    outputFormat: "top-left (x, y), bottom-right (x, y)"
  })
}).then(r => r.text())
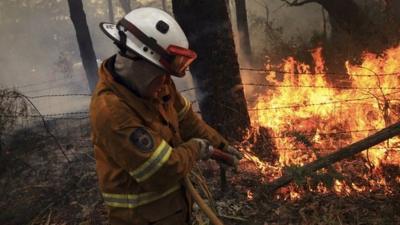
top-left (265, 121), bottom-right (400, 193)
top-left (219, 214), bottom-right (248, 222)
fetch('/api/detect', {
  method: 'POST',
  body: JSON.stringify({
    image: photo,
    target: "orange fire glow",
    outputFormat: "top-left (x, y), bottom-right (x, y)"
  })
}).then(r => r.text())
top-left (243, 45), bottom-right (400, 196)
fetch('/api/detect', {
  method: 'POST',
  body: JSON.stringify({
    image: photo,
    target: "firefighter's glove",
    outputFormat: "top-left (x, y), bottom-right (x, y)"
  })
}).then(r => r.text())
top-left (225, 145), bottom-right (244, 160)
top-left (192, 138), bottom-right (213, 160)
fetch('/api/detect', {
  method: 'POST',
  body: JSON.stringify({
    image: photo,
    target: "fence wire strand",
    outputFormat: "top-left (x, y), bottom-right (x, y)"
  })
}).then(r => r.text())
top-left (2, 72), bottom-right (399, 143)
top-left (239, 67), bottom-right (400, 77)
top-left (28, 93), bottom-right (91, 99)
top-left (242, 83), bottom-right (400, 90)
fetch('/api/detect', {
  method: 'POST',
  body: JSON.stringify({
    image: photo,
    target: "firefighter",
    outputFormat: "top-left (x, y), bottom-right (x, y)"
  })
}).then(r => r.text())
top-left (90, 7), bottom-right (242, 225)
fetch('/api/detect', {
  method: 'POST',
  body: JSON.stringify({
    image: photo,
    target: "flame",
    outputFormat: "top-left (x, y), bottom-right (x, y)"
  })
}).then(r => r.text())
top-left (243, 45), bottom-right (400, 196)
top-left (246, 190), bottom-right (254, 200)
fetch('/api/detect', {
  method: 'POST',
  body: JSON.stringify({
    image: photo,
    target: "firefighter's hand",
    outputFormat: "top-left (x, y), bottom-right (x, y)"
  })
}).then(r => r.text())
top-left (192, 138), bottom-right (213, 160)
top-left (225, 145), bottom-right (243, 160)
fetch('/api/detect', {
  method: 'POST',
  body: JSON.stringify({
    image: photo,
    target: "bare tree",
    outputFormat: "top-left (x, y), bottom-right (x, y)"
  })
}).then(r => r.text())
top-left (67, 0), bottom-right (98, 93)
top-left (108, 0), bottom-right (115, 23)
top-left (383, 0), bottom-right (400, 42)
top-left (119, 0), bottom-right (131, 14)
top-left (384, 0), bottom-right (400, 21)
top-left (282, 0), bottom-right (382, 49)
top-left (321, 6), bottom-right (327, 40)
top-left (281, 0), bottom-right (394, 78)
top-left (235, 0), bottom-right (252, 57)
top-left (172, 0), bottom-right (250, 141)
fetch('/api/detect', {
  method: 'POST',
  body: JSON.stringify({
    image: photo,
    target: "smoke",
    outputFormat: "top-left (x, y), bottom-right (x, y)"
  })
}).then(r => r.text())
top-left (227, 0), bottom-right (335, 109)
top-left (0, 0), bottom-right (191, 116)
top-left (0, 0), bottom-right (92, 115)
top-left (243, 0), bottom-right (332, 61)
top-left (1, 0), bottom-right (333, 116)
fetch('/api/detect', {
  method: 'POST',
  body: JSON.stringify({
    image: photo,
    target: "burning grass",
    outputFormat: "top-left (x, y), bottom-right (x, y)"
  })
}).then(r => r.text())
top-left (1, 46), bottom-right (400, 225)
top-left (224, 45), bottom-right (400, 224)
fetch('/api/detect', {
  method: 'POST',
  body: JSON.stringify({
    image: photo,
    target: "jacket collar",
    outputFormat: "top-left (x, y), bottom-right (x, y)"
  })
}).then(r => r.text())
top-left (97, 55), bottom-right (159, 123)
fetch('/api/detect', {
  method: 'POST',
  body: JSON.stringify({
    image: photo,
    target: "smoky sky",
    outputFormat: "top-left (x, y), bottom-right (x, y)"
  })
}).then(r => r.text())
top-left (0, 0), bottom-right (352, 115)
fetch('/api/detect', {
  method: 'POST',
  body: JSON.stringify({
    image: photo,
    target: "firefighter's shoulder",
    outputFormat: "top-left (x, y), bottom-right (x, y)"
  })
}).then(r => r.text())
top-left (90, 92), bottom-right (140, 132)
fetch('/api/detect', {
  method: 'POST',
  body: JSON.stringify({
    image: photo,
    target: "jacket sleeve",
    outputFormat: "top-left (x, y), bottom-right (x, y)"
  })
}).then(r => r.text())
top-left (171, 83), bottom-right (229, 150)
top-left (91, 94), bottom-right (201, 192)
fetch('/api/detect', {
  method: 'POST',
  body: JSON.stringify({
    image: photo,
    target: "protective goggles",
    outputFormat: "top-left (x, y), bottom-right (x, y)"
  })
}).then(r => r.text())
top-left (159, 45), bottom-right (197, 77)
top-left (118, 18), bottom-right (197, 77)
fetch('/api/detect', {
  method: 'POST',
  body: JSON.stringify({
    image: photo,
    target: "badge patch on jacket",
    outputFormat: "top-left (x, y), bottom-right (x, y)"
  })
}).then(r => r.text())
top-left (130, 127), bottom-right (154, 152)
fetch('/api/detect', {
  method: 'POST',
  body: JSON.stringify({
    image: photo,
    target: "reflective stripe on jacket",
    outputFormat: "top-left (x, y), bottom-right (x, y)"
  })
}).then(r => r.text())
top-left (102, 184), bottom-right (180, 209)
top-left (129, 139), bottom-right (173, 183)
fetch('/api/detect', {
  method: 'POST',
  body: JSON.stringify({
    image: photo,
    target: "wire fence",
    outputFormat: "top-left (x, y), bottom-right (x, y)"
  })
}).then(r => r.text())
top-left (3, 73), bottom-right (399, 114)
top-left (1, 112), bottom-right (389, 140)
top-left (2, 72), bottom-right (398, 224)
top-left (2, 91), bottom-right (397, 140)
top-left (5, 66), bottom-right (400, 91)
top-left (28, 93), bottom-right (91, 99)
top-left (1, 66), bottom-right (399, 157)
top-left (242, 83), bottom-right (400, 90)
top-left (239, 67), bottom-right (400, 77)
top-left (0, 79), bottom-right (398, 203)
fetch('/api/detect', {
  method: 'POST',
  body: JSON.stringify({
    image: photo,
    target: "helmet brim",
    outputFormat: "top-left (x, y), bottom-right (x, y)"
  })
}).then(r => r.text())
top-left (99, 22), bottom-right (121, 43)
top-left (99, 22), bottom-right (191, 77)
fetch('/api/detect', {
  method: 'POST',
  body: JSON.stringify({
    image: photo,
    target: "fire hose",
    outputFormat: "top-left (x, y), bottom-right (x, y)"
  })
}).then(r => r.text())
top-left (184, 148), bottom-right (238, 225)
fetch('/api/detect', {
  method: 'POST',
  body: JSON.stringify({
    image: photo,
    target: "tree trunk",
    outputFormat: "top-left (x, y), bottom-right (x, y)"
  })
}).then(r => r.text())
top-left (107, 0), bottom-right (115, 23)
top-left (172, 0), bottom-right (250, 141)
top-left (162, 0), bottom-right (167, 11)
top-left (235, 0), bottom-right (252, 57)
top-left (321, 6), bottom-right (327, 40)
top-left (67, 0), bottom-right (98, 93)
top-left (285, 0), bottom-right (391, 78)
top-left (384, 0), bottom-right (400, 44)
top-left (317, 0), bottom-right (388, 51)
top-left (285, 0), bottom-right (373, 43)
top-left (387, 0), bottom-right (400, 22)
top-left (265, 121), bottom-right (400, 193)
top-left (119, 0), bottom-right (131, 14)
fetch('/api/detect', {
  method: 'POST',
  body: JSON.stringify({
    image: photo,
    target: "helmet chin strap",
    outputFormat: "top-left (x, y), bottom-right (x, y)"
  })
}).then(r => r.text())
top-left (115, 24), bottom-right (143, 61)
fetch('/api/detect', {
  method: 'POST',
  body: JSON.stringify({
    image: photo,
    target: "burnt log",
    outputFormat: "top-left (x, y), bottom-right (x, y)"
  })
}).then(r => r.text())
top-left (265, 121), bottom-right (400, 193)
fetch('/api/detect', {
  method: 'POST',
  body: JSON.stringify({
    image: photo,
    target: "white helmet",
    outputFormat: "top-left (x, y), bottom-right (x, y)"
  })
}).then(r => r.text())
top-left (100, 7), bottom-right (197, 77)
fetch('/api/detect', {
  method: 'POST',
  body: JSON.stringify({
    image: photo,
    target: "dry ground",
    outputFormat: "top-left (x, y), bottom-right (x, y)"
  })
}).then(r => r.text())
top-left (1, 121), bottom-right (399, 225)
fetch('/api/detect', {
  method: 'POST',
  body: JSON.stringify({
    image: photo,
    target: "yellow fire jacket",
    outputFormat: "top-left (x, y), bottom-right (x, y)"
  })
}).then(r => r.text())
top-left (89, 56), bottom-right (229, 225)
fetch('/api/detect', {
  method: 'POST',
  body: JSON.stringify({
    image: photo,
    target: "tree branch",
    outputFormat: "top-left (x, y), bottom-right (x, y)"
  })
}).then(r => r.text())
top-left (282, 0), bottom-right (319, 6)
